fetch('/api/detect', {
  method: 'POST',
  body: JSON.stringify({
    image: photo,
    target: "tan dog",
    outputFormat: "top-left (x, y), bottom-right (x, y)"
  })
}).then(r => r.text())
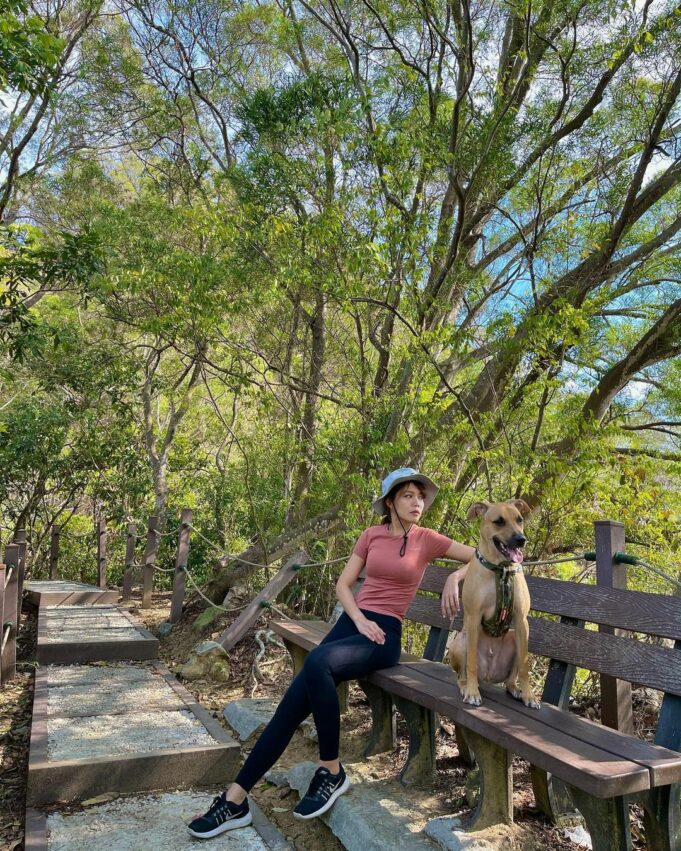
top-left (445, 500), bottom-right (540, 709)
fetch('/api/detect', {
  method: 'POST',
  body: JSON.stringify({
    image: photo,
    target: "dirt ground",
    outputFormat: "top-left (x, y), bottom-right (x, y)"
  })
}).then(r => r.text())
top-left (0, 591), bottom-right (651, 850)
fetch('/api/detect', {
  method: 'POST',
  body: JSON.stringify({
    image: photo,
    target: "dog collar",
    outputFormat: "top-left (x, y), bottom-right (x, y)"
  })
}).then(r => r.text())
top-left (475, 548), bottom-right (521, 574)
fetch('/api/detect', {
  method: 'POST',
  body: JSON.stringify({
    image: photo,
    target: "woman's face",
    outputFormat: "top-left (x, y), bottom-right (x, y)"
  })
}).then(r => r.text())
top-left (388, 482), bottom-right (426, 524)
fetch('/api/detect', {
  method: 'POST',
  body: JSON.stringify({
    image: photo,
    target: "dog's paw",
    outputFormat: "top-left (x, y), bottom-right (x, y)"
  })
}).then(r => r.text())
top-left (506, 686), bottom-right (522, 701)
top-left (461, 689), bottom-right (482, 707)
top-left (524, 695), bottom-right (541, 710)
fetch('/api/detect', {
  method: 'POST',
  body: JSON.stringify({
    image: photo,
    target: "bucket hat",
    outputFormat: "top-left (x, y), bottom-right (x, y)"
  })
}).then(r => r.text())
top-left (372, 467), bottom-right (439, 517)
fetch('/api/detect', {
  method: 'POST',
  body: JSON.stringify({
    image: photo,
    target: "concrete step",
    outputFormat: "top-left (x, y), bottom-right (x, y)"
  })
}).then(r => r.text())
top-left (26, 789), bottom-right (293, 851)
top-left (27, 661), bottom-right (240, 805)
top-left (37, 605), bottom-right (158, 664)
top-left (25, 580), bottom-right (119, 607)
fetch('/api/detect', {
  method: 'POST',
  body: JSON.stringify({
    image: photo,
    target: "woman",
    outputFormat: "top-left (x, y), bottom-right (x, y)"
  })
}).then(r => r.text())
top-left (188, 467), bottom-right (473, 839)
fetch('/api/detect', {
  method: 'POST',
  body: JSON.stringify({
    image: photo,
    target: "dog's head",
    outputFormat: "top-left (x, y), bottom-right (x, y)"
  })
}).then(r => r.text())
top-left (467, 499), bottom-right (530, 565)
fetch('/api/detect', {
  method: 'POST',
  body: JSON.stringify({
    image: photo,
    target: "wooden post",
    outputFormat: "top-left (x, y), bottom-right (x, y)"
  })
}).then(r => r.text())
top-left (95, 519), bottom-right (107, 589)
top-left (169, 509), bottom-right (192, 624)
top-left (142, 516), bottom-right (159, 609)
top-left (14, 529), bottom-right (26, 626)
top-left (1, 553), bottom-right (18, 684)
top-left (594, 520), bottom-right (633, 733)
top-left (50, 526), bottom-right (60, 580)
top-left (122, 523), bottom-right (137, 601)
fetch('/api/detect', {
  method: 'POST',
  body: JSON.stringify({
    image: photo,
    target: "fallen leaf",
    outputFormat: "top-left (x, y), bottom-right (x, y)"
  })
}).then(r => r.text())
top-left (82, 793), bottom-right (119, 807)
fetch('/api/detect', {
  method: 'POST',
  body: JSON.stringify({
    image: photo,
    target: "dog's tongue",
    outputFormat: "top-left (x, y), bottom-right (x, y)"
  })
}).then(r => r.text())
top-left (508, 547), bottom-right (524, 564)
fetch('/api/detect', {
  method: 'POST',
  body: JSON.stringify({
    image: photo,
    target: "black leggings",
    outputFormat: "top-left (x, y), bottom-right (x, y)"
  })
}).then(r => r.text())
top-left (234, 609), bottom-right (402, 792)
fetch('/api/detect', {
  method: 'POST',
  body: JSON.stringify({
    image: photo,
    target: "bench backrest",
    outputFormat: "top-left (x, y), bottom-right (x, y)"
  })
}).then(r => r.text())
top-left (407, 564), bottom-right (681, 719)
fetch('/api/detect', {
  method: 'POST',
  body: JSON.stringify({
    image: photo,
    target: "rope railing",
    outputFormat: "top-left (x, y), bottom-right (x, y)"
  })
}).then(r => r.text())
top-left (186, 523), bottom-right (348, 569)
top-left (611, 552), bottom-right (681, 591)
top-left (181, 563), bottom-right (250, 614)
top-left (4, 565), bottom-right (13, 588)
top-left (152, 526), bottom-right (183, 538)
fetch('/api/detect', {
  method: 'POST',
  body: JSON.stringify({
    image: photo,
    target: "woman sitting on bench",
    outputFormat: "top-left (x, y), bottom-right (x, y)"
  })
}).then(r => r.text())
top-left (188, 467), bottom-right (474, 839)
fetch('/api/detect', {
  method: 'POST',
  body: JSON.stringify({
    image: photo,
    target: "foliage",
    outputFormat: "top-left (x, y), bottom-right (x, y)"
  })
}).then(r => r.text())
top-left (0, 0), bottom-right (679, 616)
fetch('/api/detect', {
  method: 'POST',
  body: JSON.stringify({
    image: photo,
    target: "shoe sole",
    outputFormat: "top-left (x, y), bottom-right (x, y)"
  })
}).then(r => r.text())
top-left (293, 776), bottom-right (351, 820)
top-left (187, 812), bottom-right (253, 838)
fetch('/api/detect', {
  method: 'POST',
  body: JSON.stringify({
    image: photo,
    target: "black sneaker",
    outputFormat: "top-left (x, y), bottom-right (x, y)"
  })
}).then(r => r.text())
top-left (293, 764), bottom-right (351, 820)
top-left (187, 794), bottom-right (252, 839)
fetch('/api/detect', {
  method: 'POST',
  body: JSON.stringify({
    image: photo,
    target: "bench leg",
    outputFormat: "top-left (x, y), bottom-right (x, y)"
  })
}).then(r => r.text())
top-left (567, 786), bottom-right (631, 851)
top-left (394, 696), bottom-right (435, 786)
top-left (457, 727), bottom-right (513, 830)
top-left (530, 765), bottom-right (580, 824)
top-left (283, 640), bottom-right (307, 676)
top-left (282, 640), bottom-right (348, 714)
top-left (455, 726), bottom-right (475, 767)
top-left (638, 785), bottom-right (681, 851)
top-left (359, 680), bottom-right (395, 756)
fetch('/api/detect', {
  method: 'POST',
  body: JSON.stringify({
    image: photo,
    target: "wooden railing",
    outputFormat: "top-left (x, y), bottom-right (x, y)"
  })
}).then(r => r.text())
top-left (49, 511), bottom-right (194, 620)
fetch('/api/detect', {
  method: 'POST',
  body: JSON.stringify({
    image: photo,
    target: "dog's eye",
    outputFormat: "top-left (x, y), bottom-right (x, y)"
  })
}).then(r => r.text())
top-left (493, 517), bottom-right (505, 526)
top-left (516, 516), bottom-right (524, 524)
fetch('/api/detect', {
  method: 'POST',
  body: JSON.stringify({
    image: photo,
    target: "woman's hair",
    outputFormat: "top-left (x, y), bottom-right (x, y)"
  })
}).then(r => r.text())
top-left (381, 480), bottom-right (427, 524)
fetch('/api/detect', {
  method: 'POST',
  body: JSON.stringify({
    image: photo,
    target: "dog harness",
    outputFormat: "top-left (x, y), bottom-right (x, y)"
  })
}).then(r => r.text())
top-left (475, 549), bottom-right (521, 638)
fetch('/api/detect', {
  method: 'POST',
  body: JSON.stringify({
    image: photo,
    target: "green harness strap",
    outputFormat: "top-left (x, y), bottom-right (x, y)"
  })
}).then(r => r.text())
top-left (475, 549), bottom-right (521, 638)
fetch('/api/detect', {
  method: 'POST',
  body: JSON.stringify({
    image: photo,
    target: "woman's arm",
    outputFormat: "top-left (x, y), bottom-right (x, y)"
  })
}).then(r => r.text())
top-left (440, 541), bottom-right (475, 619)
top-left (444, 540), bottom-right (476, 564)
top-left (336, 553), bottom-right (386, 644)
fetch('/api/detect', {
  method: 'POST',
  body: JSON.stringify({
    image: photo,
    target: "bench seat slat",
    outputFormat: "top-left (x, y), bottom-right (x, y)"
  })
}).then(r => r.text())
top-left (404, 596), bottom-right (681, 696)
top-left (269, 620), bottom-right (656, 797)
top-left (400, 659), bottom-right (681, 788)
top-left (367, 664), bottom-right (650, 797)
top-left (421, 565), bottom-right (681, 640)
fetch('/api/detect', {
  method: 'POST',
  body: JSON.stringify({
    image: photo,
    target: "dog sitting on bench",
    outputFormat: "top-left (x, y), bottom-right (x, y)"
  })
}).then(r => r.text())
top-left (445, 499), bottom-right (540, 709)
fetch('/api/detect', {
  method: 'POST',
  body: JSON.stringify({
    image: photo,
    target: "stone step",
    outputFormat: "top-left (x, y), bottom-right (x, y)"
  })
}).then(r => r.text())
top-left (25, 580), bottom-right (119, 607)
top-left (27, 661), bottom-right (240, 805)
top-left (26, 789), bottom-right (293, 851)
top-left (37, 605), bottom-right (158, 664)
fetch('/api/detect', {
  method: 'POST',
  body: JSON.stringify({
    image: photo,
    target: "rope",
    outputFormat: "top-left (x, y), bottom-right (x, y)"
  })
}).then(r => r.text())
top-left (183, 566), bottom-right (250, 614)
top-left (186, 524), bottom-right (347, 568)
top-left (152, 527), bottom-right (182, 538)
top-left (152, 564), bottom-right (182, 573)
top-left (524, 553), bottom-right (596, 566)
top-left (614, 553), bottom-right (681, 591)
top-left (259, 599), bottom-right (293, 620)
top-left (4, 565), bottom-right (13, 588)
top-left (1, 622), bottom-right (11, 652)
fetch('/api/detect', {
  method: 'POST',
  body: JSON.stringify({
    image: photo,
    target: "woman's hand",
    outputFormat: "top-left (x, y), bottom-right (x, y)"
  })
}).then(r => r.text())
top-left (354, 615), bottom-right (386, 644)
top-left (441, 567), bottom-right (467, 619)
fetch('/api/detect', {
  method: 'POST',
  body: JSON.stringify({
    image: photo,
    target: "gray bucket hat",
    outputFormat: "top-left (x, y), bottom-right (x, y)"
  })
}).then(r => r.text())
top-left (372, 467), bottom-right (439, 516)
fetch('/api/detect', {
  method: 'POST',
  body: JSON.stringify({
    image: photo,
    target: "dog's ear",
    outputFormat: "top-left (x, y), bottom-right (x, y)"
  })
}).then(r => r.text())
top-left (467, 501), bottom-right (490, 520)
top-left (513, 499), bottom-right (531, 517)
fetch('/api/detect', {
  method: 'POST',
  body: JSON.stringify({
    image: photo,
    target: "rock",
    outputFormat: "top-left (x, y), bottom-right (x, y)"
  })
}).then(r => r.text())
top-left (191, 606), bottom-right (223, 633)
top-left (222, 584), bottom-right (249, 606)
top-left (562, 825), bottom-right (592, 849)
top-left (285, 761), bottom-right (438, 850)
top-left (224, 698), bottom-right (316, 742)
top-left (423, 816), bottom-right (499, 850)
top-left (177, 641), bottom-right (230, 682)
top-left (158, 622), bottom-right (173, 637)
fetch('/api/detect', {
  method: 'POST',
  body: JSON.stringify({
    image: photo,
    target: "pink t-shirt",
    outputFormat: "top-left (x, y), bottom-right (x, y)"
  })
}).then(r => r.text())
top-left (352, 525), bottom-right (453, 621)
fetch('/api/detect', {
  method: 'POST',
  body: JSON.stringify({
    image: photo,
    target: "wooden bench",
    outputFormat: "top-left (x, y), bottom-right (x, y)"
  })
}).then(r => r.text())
top-left (271, 523), bottom-right (681, 851)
